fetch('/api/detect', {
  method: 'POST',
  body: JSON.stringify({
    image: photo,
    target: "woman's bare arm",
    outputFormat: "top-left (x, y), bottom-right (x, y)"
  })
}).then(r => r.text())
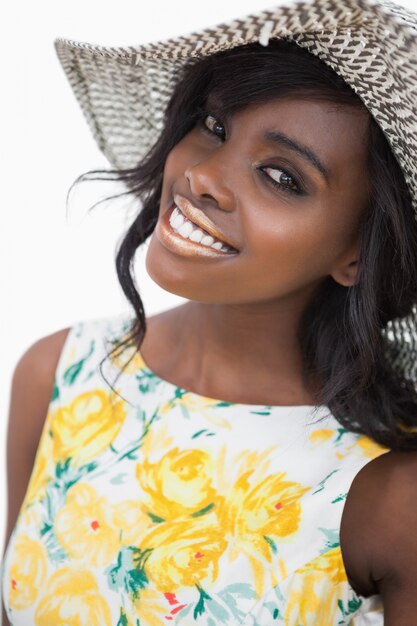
top-left (2, 328), bottom-right (70, 626)
top-left (341, 448), bottom-right (417, 624)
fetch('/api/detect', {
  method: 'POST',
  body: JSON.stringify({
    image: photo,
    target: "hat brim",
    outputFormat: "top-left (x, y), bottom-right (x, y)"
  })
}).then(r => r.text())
top-left (54, 0), bottom-right (417, 211)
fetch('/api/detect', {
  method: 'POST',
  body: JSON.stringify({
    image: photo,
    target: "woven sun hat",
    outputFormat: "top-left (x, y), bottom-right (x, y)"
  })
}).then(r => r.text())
top-left (54, 0), bottom-right (417, 212)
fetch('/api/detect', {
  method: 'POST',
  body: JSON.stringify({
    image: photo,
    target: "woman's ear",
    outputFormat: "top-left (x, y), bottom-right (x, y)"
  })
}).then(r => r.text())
top-left (331, 258), bottom-right (359, 287)
top-left (330, 239), bottom-right (360, 287)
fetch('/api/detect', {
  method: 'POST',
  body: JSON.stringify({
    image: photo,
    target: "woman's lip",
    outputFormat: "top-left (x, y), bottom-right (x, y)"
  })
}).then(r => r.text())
top-left (155, 203), bottom-right (240, 259)
top-left (173, 194), bottom-right (240, 252)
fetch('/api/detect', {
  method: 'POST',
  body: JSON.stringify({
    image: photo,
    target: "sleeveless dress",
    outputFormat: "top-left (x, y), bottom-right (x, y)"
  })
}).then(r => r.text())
top-left (2, 314), bottom-right (389, 626)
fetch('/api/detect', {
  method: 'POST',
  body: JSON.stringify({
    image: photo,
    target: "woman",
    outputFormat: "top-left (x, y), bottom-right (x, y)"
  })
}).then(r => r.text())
top-left (2, 0), bottom-right (417, 624)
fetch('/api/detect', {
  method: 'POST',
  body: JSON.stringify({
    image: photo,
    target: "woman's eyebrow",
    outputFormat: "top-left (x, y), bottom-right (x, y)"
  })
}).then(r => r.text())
top-left (264, 130), bottom-right (331, 185)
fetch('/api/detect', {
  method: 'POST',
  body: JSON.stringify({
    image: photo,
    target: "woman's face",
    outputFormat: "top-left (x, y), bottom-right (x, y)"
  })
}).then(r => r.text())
top-left (146, 96), bottom-right (371, 305)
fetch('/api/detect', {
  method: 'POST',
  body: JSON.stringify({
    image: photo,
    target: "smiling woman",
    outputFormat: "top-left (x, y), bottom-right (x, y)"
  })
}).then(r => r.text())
top-left (3, 1), bottom-right (417, 625)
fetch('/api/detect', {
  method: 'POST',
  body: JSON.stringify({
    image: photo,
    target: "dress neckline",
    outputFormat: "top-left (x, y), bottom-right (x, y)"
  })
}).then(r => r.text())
top-left (136, 347), bottom-right (328, 415)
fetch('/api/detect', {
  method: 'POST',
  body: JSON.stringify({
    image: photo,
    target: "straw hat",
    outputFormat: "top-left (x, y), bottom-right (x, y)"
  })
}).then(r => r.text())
top-left (54, 0), bottom-right (417, 203)
top-left (54, 0), bottom-right (417, 381)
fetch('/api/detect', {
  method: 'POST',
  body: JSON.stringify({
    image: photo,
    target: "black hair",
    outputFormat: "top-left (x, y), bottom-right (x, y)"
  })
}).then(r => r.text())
top-left (69, 38), bottom-right (417, 450)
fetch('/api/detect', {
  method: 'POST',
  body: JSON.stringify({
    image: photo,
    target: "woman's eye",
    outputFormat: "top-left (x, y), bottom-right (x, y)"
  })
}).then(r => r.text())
top-left (202, 113), bottom-right (226, 140)
top-left (262, 166), bottom-right (301, 195)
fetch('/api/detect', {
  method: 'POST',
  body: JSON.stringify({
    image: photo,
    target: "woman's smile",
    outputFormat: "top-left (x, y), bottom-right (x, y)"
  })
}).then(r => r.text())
top-left (155, 201), bottom-right (240, 259)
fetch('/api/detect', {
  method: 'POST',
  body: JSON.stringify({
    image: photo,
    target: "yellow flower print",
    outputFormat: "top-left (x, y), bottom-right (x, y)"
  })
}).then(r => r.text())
top-left (8, 534), bottom-right (47, 610)
top-left (140, 514), bottom-right (227, 592)
top-left (110, 342), bottom-right (147, 374)
top-left (222, 471), bottom-right (310, 559)
top-left (167, 393), bottom-right (233, 429)
top-left (21, 423), bottom-right (54, 507)
top-left (136, 448), bottom-right (218, 520)
top-left (309, 429), bottom-right (335, 445)
top-left (219, 467), bottom-right (310, 597)
top-left (50, 389), bottom-right (127, 465)
top-left (55, 483), bottom-right (120, 567)
top-left (141, 421), bottom-right (174, 459)
top-left (336, 436), bottom-right (389, 461)
top-left (19, 506), bottom-right (42, 528)
top-left (113, 499), bottom-right (151, 547)
top-left (35, 567), bottom-right (112, 626)
top-left (284, 546), bottom-right (348, 625)
top-left (355, 436), bottom-right (389, 459)
top-left (129, 588), bottom-right (174, 626)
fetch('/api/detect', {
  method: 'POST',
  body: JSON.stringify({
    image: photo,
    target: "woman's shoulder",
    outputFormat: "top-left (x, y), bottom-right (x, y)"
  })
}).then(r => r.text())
top-left (12, 313), bottom-right (131, 391)
top-left (341, 448), bottom-right (417, 605)
top-left (10, 326), bottom-right (72, 433)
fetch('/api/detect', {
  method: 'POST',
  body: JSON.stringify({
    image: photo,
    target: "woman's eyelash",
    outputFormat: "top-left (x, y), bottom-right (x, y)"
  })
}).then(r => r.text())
top-left (198, 112), bottom-right (303, 196)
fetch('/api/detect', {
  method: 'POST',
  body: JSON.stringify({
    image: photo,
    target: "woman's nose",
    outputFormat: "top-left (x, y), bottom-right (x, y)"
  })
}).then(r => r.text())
top-left (184, 157), bottom-right (235, 211)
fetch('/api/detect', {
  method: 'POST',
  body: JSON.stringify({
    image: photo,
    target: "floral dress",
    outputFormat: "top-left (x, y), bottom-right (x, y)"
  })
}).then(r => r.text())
top-left (2, 314), bottom-right (388, 626)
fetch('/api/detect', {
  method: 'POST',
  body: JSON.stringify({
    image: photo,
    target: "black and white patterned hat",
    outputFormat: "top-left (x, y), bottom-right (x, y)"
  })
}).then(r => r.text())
top-left (54, 0), bottom-right (417, 382)
top-left (54, 0), bottom-right (417, 206)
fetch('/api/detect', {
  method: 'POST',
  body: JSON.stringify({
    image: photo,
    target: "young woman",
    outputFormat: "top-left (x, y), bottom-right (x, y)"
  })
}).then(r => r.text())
top-left (3, 0), bottom-right (417, 624)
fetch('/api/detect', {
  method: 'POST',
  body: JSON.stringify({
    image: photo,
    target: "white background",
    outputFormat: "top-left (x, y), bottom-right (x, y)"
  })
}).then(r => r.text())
top-left (1, 0), bottom-right (417, 575)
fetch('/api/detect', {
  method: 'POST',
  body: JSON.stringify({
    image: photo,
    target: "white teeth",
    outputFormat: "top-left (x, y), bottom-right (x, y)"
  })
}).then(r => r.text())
top-left (177, 221), bottom-right (194, 238)
top-left (172, 212), bottom-right (185, 229)
top-left (169, 204), bottom-right (235, 253)
top-left (189, 229), bottom-right (204, 243)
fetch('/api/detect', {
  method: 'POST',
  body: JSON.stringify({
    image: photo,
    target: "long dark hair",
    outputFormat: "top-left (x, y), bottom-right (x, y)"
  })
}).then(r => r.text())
top-left (69, 38), bottom-right (417, 451)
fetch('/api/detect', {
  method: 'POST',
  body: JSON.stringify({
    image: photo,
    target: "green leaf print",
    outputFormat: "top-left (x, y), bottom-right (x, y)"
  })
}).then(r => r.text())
top-left (117, 608), bottom-right (129, 626)
top-left (51, 381), bottom-right (59, 402)
top-left (263, 535), bottom-right (278, 554)
top-left (218, 584), bottom-right (256, 621)
top-left (62, 340), bottom-right (95, 386)
top-left (146, 511), bottom-right (165, 523)
top-left (337, 595), bottom-right (363, 618)
top-left (55, 458), bottom-right (72, 479)
top-left (41, 527), bottom-right (68, 565)
top-left (271, 583), bottom-right (286, 604)
top-left (192, 429), bottom-right (215, 439)
top-left (312, 469), bottom-right (339, 495)
top-left (260, 601), bottom-right (285, 622)
top-left (194, 585), bottom-right (212, 619)
top-left (110, 473), bottom-right (128, 485)
top-left (191, 503), bottom-right (215, 518)
top-left (54, 458), bottom-right (97, 491)
top-left (219, 583), bottom-right (256, 601)
top-left (117, 607), bottom-right (141, 626)
top-left (134, 407), bottom-right (147, 427)
top-left (334, 427), bottom-right (351, 445)
top-left (107, 547), bottom-right (151, 600)
top-left (332, 492), bottom-right (347, 504)
top-left (125, 451), bottom-right (139, 461)
top-left (206, 597), bottom-right (231, 622)
top-left (318, 528), bottom-right (340, 552)
top-left (136, 368), bottom-right (164, 394)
